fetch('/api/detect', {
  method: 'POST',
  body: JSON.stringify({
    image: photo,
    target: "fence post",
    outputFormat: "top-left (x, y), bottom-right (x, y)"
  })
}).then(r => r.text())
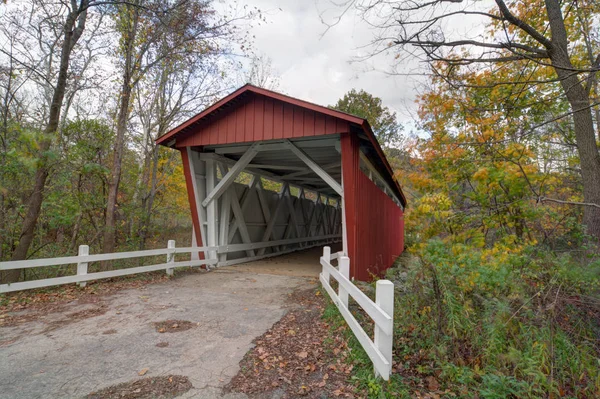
top-left (321, 246), bottom-right (331, 284)
top-left (374, 280), bottom-right (394, 379)
top-left (77, 245), bottom-right (89, 288)
top-left (166, 240), bottom-right (175, 276)
top-left (338, 256), bottom-right (349, 308)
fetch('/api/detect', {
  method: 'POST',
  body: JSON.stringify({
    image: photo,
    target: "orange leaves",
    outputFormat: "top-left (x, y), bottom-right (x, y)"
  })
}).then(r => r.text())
top-left (472, 167), bottom-right (489, 182)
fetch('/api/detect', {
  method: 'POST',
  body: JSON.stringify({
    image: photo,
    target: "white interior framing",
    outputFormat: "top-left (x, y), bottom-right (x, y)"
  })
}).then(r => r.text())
top-left (186, 137), bottom-right (345, 266)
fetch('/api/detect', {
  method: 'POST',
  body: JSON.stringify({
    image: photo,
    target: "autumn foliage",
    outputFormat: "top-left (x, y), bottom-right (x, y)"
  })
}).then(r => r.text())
top-left (375, 10), bottom-right (600, 398)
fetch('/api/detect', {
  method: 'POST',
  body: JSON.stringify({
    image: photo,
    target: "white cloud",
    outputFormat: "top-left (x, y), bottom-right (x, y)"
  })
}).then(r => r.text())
top-left (240, 0), bottom-right (492, 136)
top-left (244, 0), bottom-right (420, 125)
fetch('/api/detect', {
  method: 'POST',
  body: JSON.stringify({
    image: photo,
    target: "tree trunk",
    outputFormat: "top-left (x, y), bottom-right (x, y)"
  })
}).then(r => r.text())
top-left (138, 145), bottom-right (159, 250)
top-left (4, 2), bottom-right (88, 284)
top-left (545, 0), bottom-right (600, 243)
top-left (102, 81), bottom-right (132, 264)
top-left (102, 10), bottom-right (137, 266)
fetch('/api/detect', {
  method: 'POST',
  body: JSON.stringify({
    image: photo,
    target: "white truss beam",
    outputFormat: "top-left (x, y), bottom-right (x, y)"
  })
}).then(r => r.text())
top-left (186, 148), bottom-right (208, 260)
top-left (285, 140), bottom-right (343, 196)
top-left (202, 142), bottom-right (261, 208)
top-left (213, 138), bottom-right (340, 155)
top-left (230, 189), bottom-right (256, 258)
top-left (218, 190), bottom-right (231, 263)
top-left (227, 176), bottom-right (257, 243)
top-left (200, 152), bottom-right (336, 198)
top-left (280, 161), bottom-right (341, 180)
top-left (205, 159), bottom-right (218, 260)
top-left (187, 145), bottom-right (344, 266)
top-left (257, 183), bottom-right (287, 256)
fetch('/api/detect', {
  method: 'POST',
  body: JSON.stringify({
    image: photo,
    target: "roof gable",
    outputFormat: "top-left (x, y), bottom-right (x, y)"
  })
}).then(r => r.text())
top-left (156, 84), bottom-right (364, 146)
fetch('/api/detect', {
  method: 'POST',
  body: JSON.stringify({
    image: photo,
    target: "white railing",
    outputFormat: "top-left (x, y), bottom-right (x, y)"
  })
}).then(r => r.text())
top-left (319, 246), bottom-right (394, 380)
top-left (0, 241), bottom-right (217, 294)
top-left (0, 234), bottom-right (341, 294)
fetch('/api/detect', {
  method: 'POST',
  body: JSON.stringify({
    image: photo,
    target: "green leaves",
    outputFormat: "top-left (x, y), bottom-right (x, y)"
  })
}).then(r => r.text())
top-left (331, 89), bottom-right (404, 148)
top-left (389, 239), bottom-right (600, 398)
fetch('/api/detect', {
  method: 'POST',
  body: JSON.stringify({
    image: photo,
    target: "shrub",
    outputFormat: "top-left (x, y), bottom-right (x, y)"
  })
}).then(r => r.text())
top-left (389, 239), bottom-right (600, 398)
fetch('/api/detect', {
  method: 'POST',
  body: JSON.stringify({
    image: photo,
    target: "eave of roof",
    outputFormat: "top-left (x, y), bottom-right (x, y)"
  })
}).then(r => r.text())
top-left (155, 84), bottom-right (407, 207)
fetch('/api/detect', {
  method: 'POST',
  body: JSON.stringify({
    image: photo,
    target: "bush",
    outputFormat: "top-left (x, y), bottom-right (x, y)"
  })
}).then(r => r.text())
top-left (389, 239), bottom-right (600, 398)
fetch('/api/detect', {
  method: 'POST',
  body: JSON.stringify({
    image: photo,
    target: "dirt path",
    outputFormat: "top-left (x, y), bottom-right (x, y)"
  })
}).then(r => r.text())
top-left (0, 267), bottom-right (317, 399)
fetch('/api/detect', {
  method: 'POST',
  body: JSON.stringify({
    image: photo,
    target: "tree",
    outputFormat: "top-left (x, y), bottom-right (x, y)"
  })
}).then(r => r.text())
top-left (132, 48), bottom-right (222, 249)
top-left (1, 0), bottom-right (120, 278)
top-left (240, 54), bottom-right (281, 90)
top-left (332, 0), bottom-right (600, 243)
top-left (103, 0), bottom-right (245, 259)
top-left (4, 0), bottom-right (89, 282)
top-left (331, 89), bottom-right (403, 148)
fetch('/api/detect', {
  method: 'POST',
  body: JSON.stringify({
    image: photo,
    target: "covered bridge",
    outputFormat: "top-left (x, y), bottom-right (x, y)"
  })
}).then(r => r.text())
top-left (156, 84), bottom-right (406, 280)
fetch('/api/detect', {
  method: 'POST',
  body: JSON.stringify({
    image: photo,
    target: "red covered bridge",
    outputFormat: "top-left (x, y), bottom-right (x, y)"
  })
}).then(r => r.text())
top-left (156, 84), bottom-right (406, 280)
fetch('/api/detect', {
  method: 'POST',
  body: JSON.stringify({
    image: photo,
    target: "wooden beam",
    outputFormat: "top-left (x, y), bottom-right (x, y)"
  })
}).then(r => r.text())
top-left (218, 237), bottom-right (341, 267)
top-left (213, 138), bottom-right (340, 154)
top-left (307, 195), bottom-right (321, 237)
top-left (280, 161), bottom-right (340, 180)
top-left (257, 183), bottom-right (287, 256)
top-left (230, 188), bottom-right (256, 257)
top-left (218, 189), bottom-right (231, 264)
top-left (219, 234), bottom-right (340, 253)
top-left (247, 164), bottom-right (307, 171)
top-left (187, 148), bottom-right (208, 260)
top-left (205, 159), bottom-right (218, 260)
top-left (227, 176), bottom-right (257, 243)
top-left (283, 186), bottom-right (301, 245)
top-left (199, 152), bottom-right (331, 198)
top-left (256, 179), bottom-right (272, 232)
top-left (284, 177), bottom-right (327, 183)
top-left (202, 142), bottom-right (261, 207)
top-left (285, 140), bottom-right (343, 196)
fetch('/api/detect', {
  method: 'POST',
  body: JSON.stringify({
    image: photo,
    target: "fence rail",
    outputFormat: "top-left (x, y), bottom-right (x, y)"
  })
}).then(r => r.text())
top-left (319, 246), bottom-right (394, 380)
top-left (0, 241), bottom-right (217, 294)
top-left (0, 234), bottom-right (341, 294)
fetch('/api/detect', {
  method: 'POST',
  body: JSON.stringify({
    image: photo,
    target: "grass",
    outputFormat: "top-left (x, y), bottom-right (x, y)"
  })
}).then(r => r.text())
top-left (320, 239), bottom-right (600, 398)
top-left (321, 289), bottom-right (413, 399)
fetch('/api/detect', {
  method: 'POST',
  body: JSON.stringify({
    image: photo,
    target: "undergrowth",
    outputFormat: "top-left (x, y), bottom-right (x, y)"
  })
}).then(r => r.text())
top-left (323, 239), bottom-right (600, 398)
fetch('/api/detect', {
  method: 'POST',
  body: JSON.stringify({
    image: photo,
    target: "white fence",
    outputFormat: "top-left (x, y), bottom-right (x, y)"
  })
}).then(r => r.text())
top-left (319, 246), bottom-right (394, 380)
top-left (0, 241), bottom-right (218, 294)
top-left (0, 234), bottom-right (340, 294)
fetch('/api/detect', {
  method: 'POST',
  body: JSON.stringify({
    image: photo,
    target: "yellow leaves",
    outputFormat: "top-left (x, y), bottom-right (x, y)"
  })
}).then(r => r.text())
top-left (417, 203), bottom-right (434, 214)
top-left (416, 193), bottom-right (453, 218)
top-left (408, 171), bottom-right (438, 191)
top-left (472, 167), bottom-right (489, 182)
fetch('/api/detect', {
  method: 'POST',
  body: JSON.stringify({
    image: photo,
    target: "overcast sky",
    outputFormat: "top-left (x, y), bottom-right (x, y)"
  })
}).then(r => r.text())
top-left (238, 0), bottom-right (493, 135)
top-left (242, 0), bottom-right (423, 131)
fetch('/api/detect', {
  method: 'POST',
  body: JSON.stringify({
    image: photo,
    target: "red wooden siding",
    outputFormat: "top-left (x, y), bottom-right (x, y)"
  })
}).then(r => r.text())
top-left (342, 132), bottom-right (404, 281)
top-left (175, 94), bottom-right (350, 147)
top-left (355, 170), bottom-right (404, 279)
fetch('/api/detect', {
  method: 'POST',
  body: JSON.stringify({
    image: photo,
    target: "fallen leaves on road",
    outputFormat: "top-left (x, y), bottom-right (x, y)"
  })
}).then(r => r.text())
top-left (0, 271), bottom-right (181, 328)
top-left (153, 319), bottom-right (194, 333)
top-left (226, 288), bottom-right (356, 398)
top-left (86, 374), bottom-right (191, 399)
top-left (138, 368), bottom-right (149, 376)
